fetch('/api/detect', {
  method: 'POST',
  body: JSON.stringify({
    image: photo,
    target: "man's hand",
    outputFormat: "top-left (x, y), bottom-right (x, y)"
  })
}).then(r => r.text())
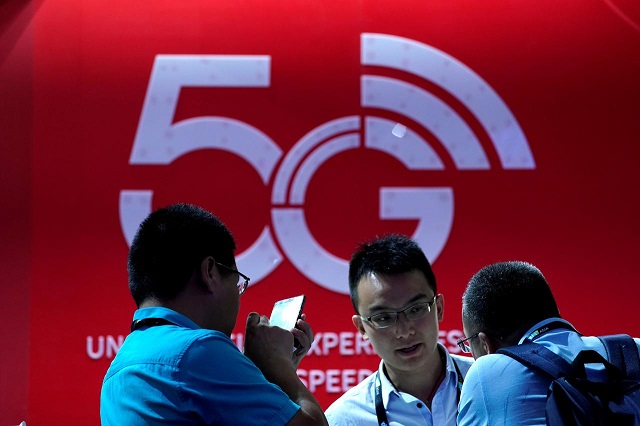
top-left (244, 312), bottom-right (297, 375)
top-left (244, 312), bottom-right (327, 426)
top-left (291, 314), bottom-right (314, 369)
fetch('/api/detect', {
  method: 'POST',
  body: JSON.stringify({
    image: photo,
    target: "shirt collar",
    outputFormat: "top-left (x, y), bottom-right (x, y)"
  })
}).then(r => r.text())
top-left (377, 343), bottom-right (459, 407)
top-left (517, 317), bottom-right (575, 344)
top-left (132, 307), bottom-right (201, 330)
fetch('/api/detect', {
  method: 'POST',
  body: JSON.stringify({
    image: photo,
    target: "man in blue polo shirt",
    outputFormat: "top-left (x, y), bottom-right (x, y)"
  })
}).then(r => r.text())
top-left (456, 261), bottom-right (640, 425)
top-left (100, 203), bottom-right (327, 425)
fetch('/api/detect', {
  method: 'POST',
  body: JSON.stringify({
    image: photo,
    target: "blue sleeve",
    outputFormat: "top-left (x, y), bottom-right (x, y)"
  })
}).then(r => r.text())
top-left (179, 333), bottom-right (300, 425)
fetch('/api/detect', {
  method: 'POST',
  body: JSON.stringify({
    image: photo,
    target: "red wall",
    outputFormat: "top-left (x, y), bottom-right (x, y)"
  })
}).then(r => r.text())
top-left (1, 0), bottom-right (640, 424)
top-left (0, 0), bottom-right (34, 423)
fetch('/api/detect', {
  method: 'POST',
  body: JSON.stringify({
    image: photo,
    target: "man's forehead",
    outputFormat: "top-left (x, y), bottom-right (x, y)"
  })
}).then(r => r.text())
top-left (357, 270), bottom-right (433, 310)
top-left (361, 269), bottom-right (432, 288)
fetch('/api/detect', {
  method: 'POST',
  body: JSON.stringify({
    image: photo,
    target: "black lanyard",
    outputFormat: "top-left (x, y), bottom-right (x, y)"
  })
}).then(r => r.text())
top-left (374, 357), bottom-right (464, 426)
top-left (522, 320), bottom-right (579, 343)
top-left (374, 371), bottom-right (389, 426)
top-left (130, 317), bottom-right (174, 332)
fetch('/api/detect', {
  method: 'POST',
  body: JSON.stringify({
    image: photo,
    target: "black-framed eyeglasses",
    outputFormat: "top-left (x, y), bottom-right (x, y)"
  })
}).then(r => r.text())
top-left (456, 332), bottom-right (480, 353)
top-left (359, 295), bottom-right (438, 329)
top-left (215, 262), bottom-right (250, 296)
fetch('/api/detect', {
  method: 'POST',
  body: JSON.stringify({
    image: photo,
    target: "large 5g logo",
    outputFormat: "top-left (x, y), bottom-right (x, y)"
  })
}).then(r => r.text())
top-left (119, 33), bottom-right (535, 295)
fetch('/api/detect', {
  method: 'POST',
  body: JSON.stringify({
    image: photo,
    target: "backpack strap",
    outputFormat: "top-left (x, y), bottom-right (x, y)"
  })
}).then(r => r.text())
top-left (499, 337), bottom-right (640, 382)
top-left (599, 334), bottom-right (640, 379)
top-left (497, 343), bottom-right (575, 380)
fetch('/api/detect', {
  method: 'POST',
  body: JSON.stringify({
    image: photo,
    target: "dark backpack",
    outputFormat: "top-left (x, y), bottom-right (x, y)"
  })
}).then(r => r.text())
top-left (497, 334), bottom-right (640, 426)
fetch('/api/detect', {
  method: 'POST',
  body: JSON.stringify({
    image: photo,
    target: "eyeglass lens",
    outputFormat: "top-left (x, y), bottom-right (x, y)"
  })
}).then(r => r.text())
top-left (368, 299), bottom-right (434, 328)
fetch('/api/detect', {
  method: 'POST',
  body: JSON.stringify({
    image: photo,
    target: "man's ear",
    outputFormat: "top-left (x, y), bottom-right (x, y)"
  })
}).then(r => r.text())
top-left (200, 256), bottom-right (217, 293)
top-left (435, 294), bottom-right (444, 322)
top-left (352, 315), bottom-right (369, 340)
top-left (478, 332), bottom-right (501, 355)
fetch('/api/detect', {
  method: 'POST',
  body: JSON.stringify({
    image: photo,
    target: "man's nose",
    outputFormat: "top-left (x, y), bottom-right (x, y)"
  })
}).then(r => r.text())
top-left (394, 311), bottom-right (414, 337)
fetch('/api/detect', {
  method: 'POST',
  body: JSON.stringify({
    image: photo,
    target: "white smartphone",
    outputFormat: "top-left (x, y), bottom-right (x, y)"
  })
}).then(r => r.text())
top-left (269, 295), bottom-right (306, 331)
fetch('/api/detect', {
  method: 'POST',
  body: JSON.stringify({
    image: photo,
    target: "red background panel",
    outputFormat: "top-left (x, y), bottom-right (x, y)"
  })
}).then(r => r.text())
top-left (0, 0), bottom-right (639, 424)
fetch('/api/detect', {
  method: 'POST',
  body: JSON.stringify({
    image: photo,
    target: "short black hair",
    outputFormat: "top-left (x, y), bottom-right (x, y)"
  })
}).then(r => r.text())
top-left (127, 203), bottom-right (236, 307)
top-left (462, 261), bottom-right (560, 342)
top-left (348, 234), bottom-right (436, 314)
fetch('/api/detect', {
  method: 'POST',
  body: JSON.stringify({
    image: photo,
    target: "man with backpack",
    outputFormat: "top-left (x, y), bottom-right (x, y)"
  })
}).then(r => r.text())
top-left (456, 261), bottom-right (640, 425)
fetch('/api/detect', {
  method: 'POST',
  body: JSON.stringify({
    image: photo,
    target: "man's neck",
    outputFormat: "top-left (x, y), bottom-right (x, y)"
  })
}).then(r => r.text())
top-left (139, 296), bottom-right (207, 329)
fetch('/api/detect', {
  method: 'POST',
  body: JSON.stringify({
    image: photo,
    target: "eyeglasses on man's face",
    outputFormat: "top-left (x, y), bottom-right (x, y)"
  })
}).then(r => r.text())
top-left (456, 332), bottom-right (480, 353)
top-left (215, 262), bottom-right (250, 296)
top-left (359, 295), bottom-right (438, 329)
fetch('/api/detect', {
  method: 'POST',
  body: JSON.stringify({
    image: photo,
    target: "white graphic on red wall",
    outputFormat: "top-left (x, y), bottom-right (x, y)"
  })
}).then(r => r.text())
top-left (119, 33), bottom-right (535, 295)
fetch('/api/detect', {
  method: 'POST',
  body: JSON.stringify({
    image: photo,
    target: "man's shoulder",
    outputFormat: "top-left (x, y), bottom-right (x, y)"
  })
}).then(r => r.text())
top-left (107, 325), bottom-right (237, 377)
top-left (129, 322), bottom-right (230, 350)
top-left (471, 352), bottom-right (511, 370)
top-left (458, 351), bottom-right (548, 424)
top-left (583, 334), bottom-right (640, 353)
top-left (171, 327), bottom-right (242, 365)
top-left (450, 353), bottom-right (474, 368)
top-left (462, 350), bottom-right (532, 389)
top-left (437, 343), bottom-right (473, 374)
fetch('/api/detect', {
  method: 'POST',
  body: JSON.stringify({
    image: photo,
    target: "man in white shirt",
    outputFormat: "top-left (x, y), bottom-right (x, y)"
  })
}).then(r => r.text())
top-left (325, 234), bottom-right (472, 426)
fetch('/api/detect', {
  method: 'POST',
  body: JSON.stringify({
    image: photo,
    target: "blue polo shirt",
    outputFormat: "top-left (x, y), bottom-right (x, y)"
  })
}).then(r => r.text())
top-left (100, 307), bottom-right (300, 425)
top-left (457, 318), bottom-right (640, 426)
